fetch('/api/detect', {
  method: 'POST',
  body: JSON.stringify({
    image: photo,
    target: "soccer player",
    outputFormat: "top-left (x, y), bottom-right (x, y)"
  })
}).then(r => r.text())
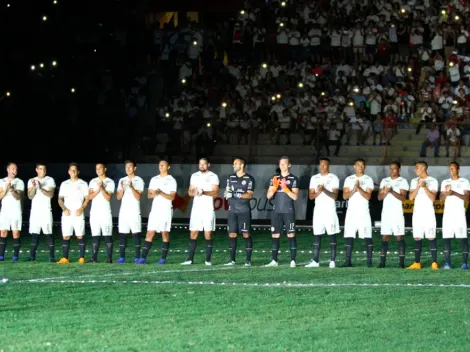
top-left (306, 158), bottom-right (339, 268)
top-left (116, 160), bottom-right (145, 264)
top-left (57, 163), bottom-right (89, 264)
top-left (138, 160), bottom-right (177, 264)
top-left (343, 158), bottom-right (374, 267)
top-left (439, 162), bottom-right (470, 269)
top-left (182, 158), bottom-right (219, 265)
top-left (0, 163), bottom-right (24, 261)
top-left (377, 162), bottom-right (409, 268)
top-left (408, 161), bottom-right (439, 270)
top-left (265, 156), bottom-right (299, 268)
top-left (27, 163), bottom-right (56, 262)
top-left (87, 163), bottom-right (115, 263)
top-left (224, 157), bottom-right (255, 267)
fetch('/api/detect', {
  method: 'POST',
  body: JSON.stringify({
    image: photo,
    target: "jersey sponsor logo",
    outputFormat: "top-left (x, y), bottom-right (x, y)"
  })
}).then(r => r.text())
top-left (402, 200), bottom-right (469, 213)
top-left (242, 180), bottom-right (246, 185)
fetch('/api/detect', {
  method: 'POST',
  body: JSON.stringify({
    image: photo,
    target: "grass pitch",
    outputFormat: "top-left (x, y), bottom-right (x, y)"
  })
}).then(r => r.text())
top-left (1, 225), bottom-right (470, 351)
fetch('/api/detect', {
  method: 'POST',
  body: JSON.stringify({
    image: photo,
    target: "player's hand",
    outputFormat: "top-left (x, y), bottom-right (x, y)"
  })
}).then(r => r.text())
top-left (417, 178), bottom-right (424, 187)
top-left (63, 209), bottom-right (71, 216)
top-left (97, 181), bottom-right (103, 190)
top-left (31, 179), bottom-right (36, 188)
top-left (272, 176), bottom-right (280, 190)
top-left (129, 181), bottom-right (134, 189)
top-left (155, 189), bottom-right (161, 196)
top-left (196, 187), bottom-right (203, 196)
top-left (224, 190), bottom-right (232, 199)
top-left (445, 184), bottom-right (451, 192)
top-left (120, 180), bottom-right (125, 190)
top-left (317, 184), bottom-right (324, 193)
top-left (421, 181), bottom-right (427, 189)
top-left (75, 208), bottom-right (83, 216)
top-left (353, 181), bottom-right (359, 191)
top-left (384, 186), bottom-right (391, 193)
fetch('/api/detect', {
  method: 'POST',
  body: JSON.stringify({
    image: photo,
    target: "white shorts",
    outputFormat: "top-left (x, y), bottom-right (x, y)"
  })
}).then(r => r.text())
top-left (29, 211), bottom-right (53, 234)
top-left (61, 215), bottom-right (85, 237)
top-left (412, 213), bottom-right (436, 239)
top-left (147, 209), bottom-right (173, 233)
top-left (90, 213), bottom-right (113, 237)
top-left (0, 211), bottom-right (22, 231)
top-left (189, 210), bottom-right (215, 232)
top-left (313, 210), bottom-right (340, 235)
top-left (118, 213), bottom-right (141, 234)
top-left (442, 214), bottom-right (467, 239)
top-left (344, 211), bottom-right (372, 239)
top-left (380, 212), bottom-right (405, 236)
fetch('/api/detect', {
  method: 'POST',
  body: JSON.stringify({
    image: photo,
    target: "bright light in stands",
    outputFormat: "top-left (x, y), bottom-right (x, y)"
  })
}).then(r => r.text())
top-left (279, 23), bottom-right (284, 27)
top-left (70, 88), bottom-right (76, 93)
top-left (281, 1), bottom-right (286, 6)
top-left (353, 87), bottom-right (359, 93)
top-left (42, 16), bottom-right (47, 21)
top-left (52, 61), bottom-right (57, 66)
top-left (348, 101), bottom-right (354, 106)
top-left (271, 96), bottom-right (276, 101)
top-left (441, 10), bottom-right (446, 15)
top-left (207, 123), bottom-right (211, 127)
top-left (276, 94), bottom-right (281, 99)
top-left (39, 63), bottom-right (44, 68)
top-left (181, 79), bottom-right (186, 84)
top-left (453, 100), bottom-right (458, 105)
top-left (455, 16), bottom-right (460, 20)
top-left (30, 65), bottom-right (36, 71)
top-left (321, 92), bottom-right (325, 96)
top-left (240, 10), bottom-right (245, 15)
top-left (94, 49), bottom-right (97, 52)
top-left (298, 82), bottom-right (304, 88)
top-left (165, 113), bottom-right (170, 118)
top-left (449, 62), bottom-right (454, 67)
top-left (7, 4), bottom-right (10, 7)
top-left (407, 67), bottom-right (412, 72)
top-left (221, 102), bottom-right (227, 108)
top-left (53, 0), bottom-right (58, 3)
top-left (262, 63), bottom-right (267, 69)
top-left (6, 92), bottom-right (11, 97)
top-left (193, 41), bottom-right (198, 46)
top-left (400, 8), bottom-right (405, 13)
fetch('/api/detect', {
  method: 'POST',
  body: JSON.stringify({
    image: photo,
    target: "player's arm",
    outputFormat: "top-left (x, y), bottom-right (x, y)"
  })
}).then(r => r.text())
top-left (116, 181), bottom-right (124, 200)
top-left (148, 187), bottom-right (157, 199)
top-left (342, 187), bottom-right (353, 200)
top-left (439, 185), bottom-right (449, 202)
top-left (58, 196), bottom-right (69, 212)
top-left (188, 184), bottom-right (197, 197)
top-left (421, 184), bottom-right (437, 201)
top-left (239, 190), bottom-right (254, 200)
top-left (284, 187), bottom-right (299, 200)
top-left (27, 181), bottom-right (37, 200)
top-left (267, 176), bottom-right (279, 199)
top-left (202, 184), bottom-right (219, 197)
top-left (357, 187), bottom-right (372, 200)
top-left (99, 184), bottom-right (113, 202)
top-left (377, 187), bottom-right (387, 201)
top-left (157, 190), bottom-right (176, 201)
top-left (448, 189), bottom-right (470, 201)
top-left (10, 188), bottom-right (22, 200)
top-left (39, 186), bottom-right (55, 199)
top-left (129, 182), bottom-right (142, 201)
top-left (322, 187), bottom-right (338, 200)
top-left (390, 189), bottom-right (407, 202)
top-left (409, 187), bottom-right (419, 200)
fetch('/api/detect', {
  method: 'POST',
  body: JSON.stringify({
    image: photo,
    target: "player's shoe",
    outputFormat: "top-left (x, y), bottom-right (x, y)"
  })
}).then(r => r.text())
top-left (265, 260), bottom-right (278, 267)
top-left (106, 258), bottom-right (113, 264)
top-left (442, 263), bottom-right (452, 270)
top-left (377, 263), bottom-right (385, 268)
top-left (244, 262), bottom-right (252, 267)
top-left (12, 256), bottom-right (18, 262)
top-left (57, 258), bottom-right (70, 264)
top-left (461, 263), bottom-right (468, 270)
top-left (305, 260), bottom-right (319, 268)
top-left (181, 260), bottom-right (193, 265)
top-left (87, 258), bottom-right (97, 263)
top-left (205, 261), bottom-right (212, 266)
top-left (407, 262), bottom-right (422, 270)
top-left (431, 261), bottom-right (439, 270)
top-left (134, 258), bottom-right (140, 264)
top-left (78, 257), bottom-right (85, 264)
top-left (290, 260), bottom-right (296, 268)
top-left (49, 257), bottom-right (56, 263)
top-left (329, 261), bottom-right (336, 269)
top-left (224, 261), bottom-right (236, 266)
top-left (115, 258), bottom-right (126, 264)
top-left (136, 258), bottom-right (146, 264)
top-left (25, 257), bottom-right (36, 262)
top-left (0, 256), bottom-right (4, 261)
top-left (157, 258), bottom-right (166, 265)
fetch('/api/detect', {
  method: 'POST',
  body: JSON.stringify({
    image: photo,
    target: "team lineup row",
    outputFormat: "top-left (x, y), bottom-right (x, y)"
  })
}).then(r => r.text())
top-left (0, 158), bottom-right (467, 270)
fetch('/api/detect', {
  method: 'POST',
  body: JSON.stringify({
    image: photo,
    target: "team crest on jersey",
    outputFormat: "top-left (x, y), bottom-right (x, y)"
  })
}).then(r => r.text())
top-left (242, 180), bottom-right (246, 185)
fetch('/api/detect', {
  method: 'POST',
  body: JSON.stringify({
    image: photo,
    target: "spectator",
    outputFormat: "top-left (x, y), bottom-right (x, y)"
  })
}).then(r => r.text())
top-left (446, 124), bottom-right (461, 158)
top-left (420, 123), bottom-right (440, 158)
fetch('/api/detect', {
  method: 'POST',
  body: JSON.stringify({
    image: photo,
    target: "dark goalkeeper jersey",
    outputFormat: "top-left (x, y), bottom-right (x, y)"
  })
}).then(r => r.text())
top-left (270, 173), bottom-right (299, 214)
top-left (226, 173), bottom-right (255, 213)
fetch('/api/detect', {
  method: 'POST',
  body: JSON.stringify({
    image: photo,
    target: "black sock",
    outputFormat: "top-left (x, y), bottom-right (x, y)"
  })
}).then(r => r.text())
top-left (245, 237), bottom-right (253, 262)
top-left (444, 238), bottom-right (451, 265)
top-left (345, 238), bottom-right (353, 264)
top-left (313, 235), bottom-right (322, 262)
top-left (45, 235), bottom-right (55, 258)
top-left (13, 238), bottom-right (20, 257)
top-left (366, 238), bottom-right (373, 266)
top-left (461, 238), bottom-right (469, 265)
top-left (229, 237), bottom-right (237, 262)
top-left (30, 234), bottom-right (39, 259)
top-left (414, 240), bottom-right (422, 263)
top-left (430, 239), bottom-right (437, 263)
top-left (141, 241), bottom-right (153, 259)
top-left (92, 237), bottom-right (100, 260)
top-left (398, 240), bottom-right (406, 267)
top-left (119, 234), bottom-right (127, 258)
top-left (62, 239), bottom-right (70, 259)
top-left (133, 233), bottom-right (141, 258)
top-left (161, 241), bottom-right (170, 259)
top-left (205, 239), bottom-right (213, 262)
top-left (288, 237), bottom-right (297, 261)
top-left (79, 238), bottom-right (86, 258)
top-left (380, 241), bottom-right (389, 265)
top-left (105, 236), bottom-right (113, 259)
top-left (188, 239), bottom-right (197, 261)
top-left (0, 237), bottom-right (6, 257)
top-left (329, 235), bottom-right (337, 262)
top-left (272, 237), bottom-right (280, 262)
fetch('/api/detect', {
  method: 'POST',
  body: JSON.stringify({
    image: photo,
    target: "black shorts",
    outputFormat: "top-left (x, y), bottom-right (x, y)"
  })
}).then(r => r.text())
top-left (271, 212), bottom-right (296, 234)
top-left (227, 212), bottom-right (251, 234)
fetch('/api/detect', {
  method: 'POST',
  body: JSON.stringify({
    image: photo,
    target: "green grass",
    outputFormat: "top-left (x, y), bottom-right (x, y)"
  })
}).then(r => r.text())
top-left (1, 226), bottom-right (470, 351)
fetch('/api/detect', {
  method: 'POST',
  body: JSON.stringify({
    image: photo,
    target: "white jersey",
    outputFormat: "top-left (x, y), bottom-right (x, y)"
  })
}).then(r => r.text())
top-left (58, 179), bottom-right (89, 212)
top-left (89, 177), bottom-right (115, 216)
top-left (190, 171), bottom-right (219, 211)
top-left (309, 173), bottom-right (339, 212)
top-left (0, 177), bottom-right (25, 214)
top-left (441, 177), bottom-right (470, 216)
top-left (410, 176), bottom-right (439, 215)
top-left (343, 174), bottom-right (374, 213)
top-left (149, 175), bottom-right (177, 212)
top-left (28, 176), bottom-right (55, 212)
top-left (380, 177), bottom-right (409, 214)
top-left (117, 176), bottom-right (145, 215)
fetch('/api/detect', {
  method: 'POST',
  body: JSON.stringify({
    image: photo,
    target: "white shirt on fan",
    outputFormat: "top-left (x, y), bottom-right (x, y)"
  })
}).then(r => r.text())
top-left (190, 171), bottom-right (219, 212)
top-left (410, 176), bottom-right (438, 215)
top-left (149, 175), bottom-right (177, 212)
top-left (309, 173), bottom-right (340, 212)
top-left (28, 176), bottom-right (55, 212)
top-left (441, 177), bottom-right (470, 217)
top-left (344, 174), bottom-right (374, 213)
top-left (379, 177), bottom-right (409, 215)
top-left (89, 177), bottom-right (115, 216)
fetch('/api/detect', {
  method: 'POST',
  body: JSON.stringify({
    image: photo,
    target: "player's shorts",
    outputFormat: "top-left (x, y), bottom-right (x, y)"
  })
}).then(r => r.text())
top-left (412, 212), bottom-right (436, 239)
top-left (380, 212), bottom-right (405, 236)
top-left (227, 211), bottom-right (251, 234)
top-left (344, 211), bottom-right (372, 239)
top-left (313, 209), bottom-right (339, 235)
top-left (147, 208), bottom-right (173, 233)
top-left (61, 215), bottom-right (85, 237)
top-left (118, 213), bottom-right (142, 234)
top-left (90, 212), bottom-right (113, 237)
top-left (0, 211), bottom-right (22, 231)
top-left (271, 212), bottom-right (296, 235)
top-left (442, 213), bottom-right (467, 239)
top-left (189, 210), bottom-right (215, 232)
top-left (29, 210), bottom-right (53, 234)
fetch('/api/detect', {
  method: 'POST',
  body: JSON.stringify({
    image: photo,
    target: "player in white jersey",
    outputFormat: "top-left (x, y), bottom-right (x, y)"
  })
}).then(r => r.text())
top-left (439, 162), bottom-right (470, 270)
top-left (57, 163), bottom-right (90, 264)
top-left (87, 163), bottom-right (115, 263)
top-left (305, 158), bottom-right (339, 269)
top-left (116, 160), bottom-right (145, 264)
top-left (0, 162), bottom-right (25, 262)
top-left (26, 163), bottom-right (56, 262)
top-left (408, 161), bottom-right (439, 270)
top-left (377, 162), bottom-right (409, 268)
top-left (138, 160), bottom-right (177, 265)
top-left (343, 158), bottom-right (374, 267)
top-left (182, 158), bottom-right (219, 265)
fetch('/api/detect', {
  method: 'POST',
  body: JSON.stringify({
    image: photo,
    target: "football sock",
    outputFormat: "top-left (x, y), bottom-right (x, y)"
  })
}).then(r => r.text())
top-left (161, 241), bottom-right (170, 260)
top-left (313, 235), bottom-right (322, 262)
top-left (141, 241), bottom-right (153, 259)
top-left (45, 235), bottom-right (55, 258)
top-left (288, 237), bottom-right (297, 261)
top-left (414, 240), bottom-right (422, 263)
top-left (205, 239), bottom-right (213, 262)
top-left (133, 233), bottom-right (141, 258)
top-left (329, 234), bottom-right (337, 262)
top-left (380, 241), bottom-right (389, 265)
top-left (444, 238), bottom-right (451, 265)
top-left (13, 238), bottom-right (20, 257)
top-left (188, 239), bottom-right (197, 261)
top-left (398, 240), bottom-right (406, 267)
top-left (365, 238), bottom-right (373, 266)
top-left (62, 239), bottom-right (70, 259)
top-left (271, 237), bottom-right (280, 262)
top-left (345, 238), bottom-right (353, 264)
top-left (245, 237), bottom-right (253, 262)
top-left (92, 237), bottom-right (100, 261)
top-left (462, 238), bottom-right (469, 265)
top-left (30, 234), bottom-right (39, 259)
top-left (119, 234), bottom-right (127, 258)
top-left (105, 236), bottom-right (113, 259)
top-left (229, 237), bottom-right (237, 262)
top-left (430, 239), bottom-right (437, 263)
top-left (78, 238), bottom-right (86, 258)
top-left (0, 237), bottom-right (6, 256)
